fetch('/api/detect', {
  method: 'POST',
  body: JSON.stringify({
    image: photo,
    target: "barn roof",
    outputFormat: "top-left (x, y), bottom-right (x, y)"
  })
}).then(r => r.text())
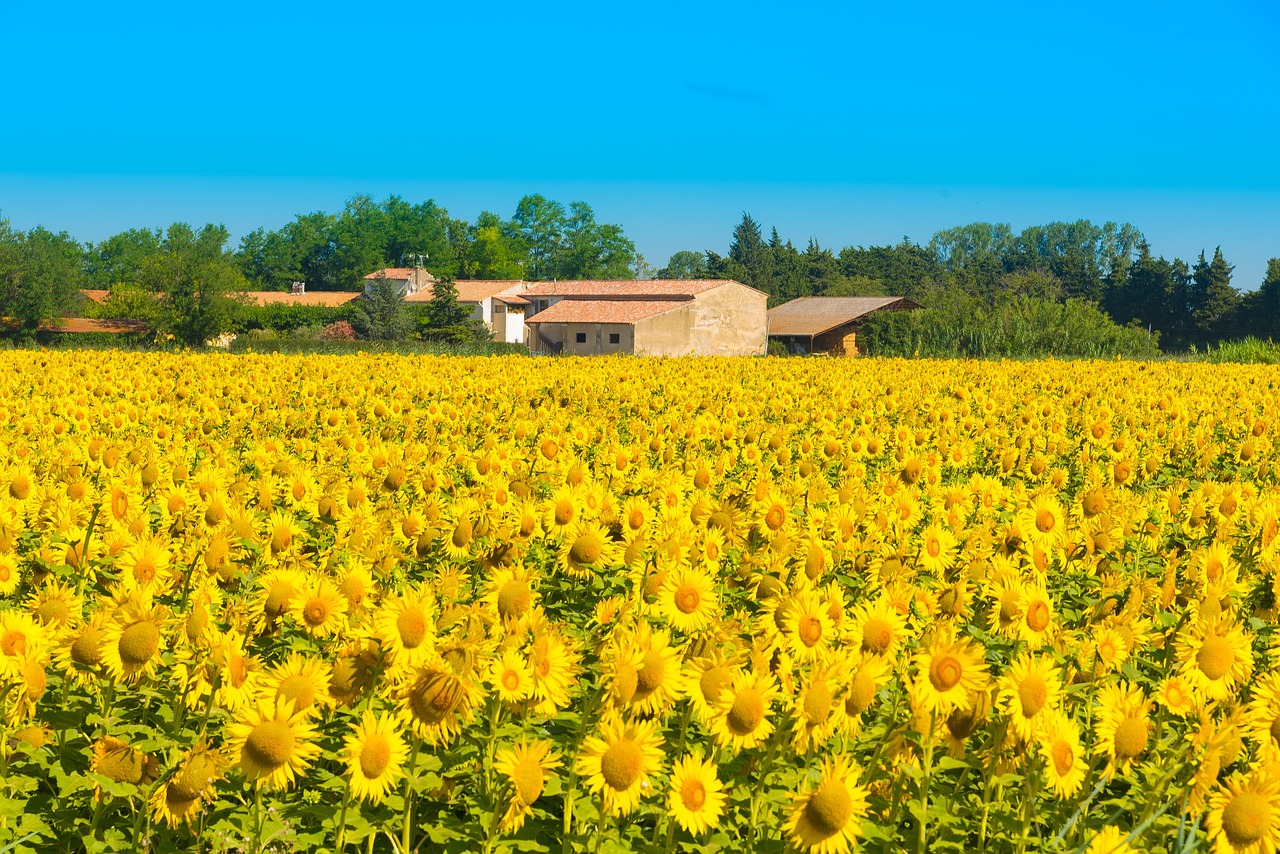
top-left (767, 297), bottom-right (921, 337)
top-left (405, 281), bottom-right (529, 303)
top-left (521, 280), bottom-right (734, 299)
top-left (525, 299), bottom-right (690, 325)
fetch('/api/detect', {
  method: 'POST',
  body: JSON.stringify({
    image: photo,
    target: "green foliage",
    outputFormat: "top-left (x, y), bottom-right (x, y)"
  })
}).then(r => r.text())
top-left (657, 250), bottom-right (708, 280)
top-left (225, 336), bottom-right (526, 355)
top-left (860, 296), bottom-right (1160, 359)
top-left (138, 223), bottom-right (246, 345)
top-left (1197, 336), bottom-right (1280, 364)
top-left (1189, 247), bottom-right (1239, 342)
top-left (350, 274), bottom-right (411, 340)
top-left (233, 301), bottom-right (355, 334)
top-left (0, 218), bottom-right (85, 332)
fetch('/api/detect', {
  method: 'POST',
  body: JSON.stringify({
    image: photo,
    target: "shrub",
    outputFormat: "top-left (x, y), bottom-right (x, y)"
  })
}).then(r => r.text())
top-left (320, 321), bottom-right (356, 341)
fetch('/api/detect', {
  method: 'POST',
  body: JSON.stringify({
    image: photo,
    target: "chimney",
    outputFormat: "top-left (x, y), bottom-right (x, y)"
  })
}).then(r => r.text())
top-left (291, 281), bottom-right (305, 295)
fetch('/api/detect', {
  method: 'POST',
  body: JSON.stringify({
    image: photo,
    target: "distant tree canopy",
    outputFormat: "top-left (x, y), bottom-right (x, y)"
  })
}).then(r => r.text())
top-left (0, 218), bottom-right (84, 332)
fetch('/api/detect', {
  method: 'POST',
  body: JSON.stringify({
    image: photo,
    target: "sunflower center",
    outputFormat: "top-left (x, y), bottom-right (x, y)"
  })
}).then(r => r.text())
top-left (408, 671), bottom-right (463, 725)
top-left (1269, 716), bottom-right (1280, 745)
top-left (708, 511), bottom-right (733, 532)
top-left (2, 630), bottom-right (27, 656)
top-left (71, 628), bottom-right (105, 666)
top-left (1018, 673), bottom-right (1049, 717)
top-left (1222, 791), bottom-right (1271, 847)
top-left (681, 778), bottom-right (707, 810)
top-left (570, 532), bottom-right (603, 565)
top-left (97, 746), bottom-right (145, 783)
top-left (397, 609), bottom-right (428, 649)
top-left (805, 780), bottom-right (853, 836)
top-left (554, 500), bottom-right (575, 526)
top-left (627, 509), bottom-right (645, 531)
top-left (847, 672), bottom-right (877, 715)
top-left (512, 757), bottom-right (544, 804)
top-left (35, 599), bottom-right (71, 625)
top-left (726, 687), bottom-right (766, 735)
top-left (502, 670), bottom-right (522, 692)
top-left (804, 681), bottom-right (833, 721)
top-left (926, 537), bottom-right (941, 558)
top-left (929, 655), bottom-right (963, 691)
top-left (277, 674), bottom-right (316, 708)
top-left (676, 585), bottom-right (701, 614)
top-left (765, 505), bottom-right (786, 531)
top-left (1051, 740), bottom-right (1074, 777)
top-left (497, 580), bottom-right (532, 619)
top-left (862, 618), bottom-right (892, 654)
top-left (636, 649), bottom-right (665, 694)
top-left (1025, 601), bottom-right (1050, 632)
top-left (270, 524), bottom-right (292, 554)
top-left (451, 518), bottom-right (473, 549)
top-left (699, 666), bottom-right (731, 704)
top-left (264, 583), bottom-right (294, 617)
top-left (358, 733), bottom-right (392, 779)
top-left (303, 600), bottom-right (328, 626)
top-left (118, 621), bottom-right (160, 666)
top-left (1113, 716), bottom-right (1148, 760)
top-left (1197, 636), bottom-right (1234, 681)
top-left (1035, 509), bottom-right (1056, 533)
top-left (170, 755), bottom-right (217, 800)
top-left (798, 616), bottom-right (824, 647)
top-left (245, 720), bottom-right (295, 770)
top-left (600, 739), bottom-right (643, 791)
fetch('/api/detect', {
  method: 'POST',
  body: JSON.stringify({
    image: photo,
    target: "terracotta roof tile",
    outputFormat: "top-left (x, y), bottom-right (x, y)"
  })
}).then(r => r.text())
top-left (363, 268), bottom-right (417, 280)
top-left (521, 280), bottom-right (733, 298)
top-left (767, 297), bottom-right (921, 337)
top-left (39, 318), bottom-right (150, 334)
top-left (80, 289), bottom-right (110, 304)
top-left (243, 291), bottom-right (361, 307)
top-left (404, 280), bottom-right (531, 303)
top-left (526, 299), bottom-right (691, 325)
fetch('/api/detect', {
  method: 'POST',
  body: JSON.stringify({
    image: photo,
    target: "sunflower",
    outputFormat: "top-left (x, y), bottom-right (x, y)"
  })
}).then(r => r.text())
top-left (576, 715), bottom-right (664, 816)
top-left (483, 564), bottom-right (538, 626)
top-left (257, 653), bottom-right (334, 713)
top-left (911, 634), bottom-right (989, 717)
top-left (783, 590), bottom-right (836, 663)
top-left (289, 578), bottom-right (348, 637)
top-left (375, 588), bottom-right (437, 672)
top-left (115, 534), bottom-right (174, 596)
top-left (1084, 826), bottom-right (1133, 854)
top-left (656, 568), bottom-right (719, 635)
top-left (494, 738), bottom-right (561, 831)
top-left (791, 664), bottom-right (842, 754)
top-left (1158, 674), bottom-right (1199, 718)
top-left (558, 521), bottom-right (620, 579)
top-left (251, 568), bottom-right (306, 633)
top-left (848, 597), bottom-right (909, 659)
top-left (784, 754), bottom-right (870, 854)
top-left (0, 610), bottom-right (50, 679)
top-left (490, 647), bottom-right (534, 704)
top-left (1017, 578), bottom-right (1056, 647)
top-left (26, 578), bottom-right (82, 630)
top-left (342, 711), bottom-right (409, 804)
top-left (667, 752), bottom-right (727, 836)
top-left (1246, 672), bottom-right (1280, 753)
top-left (151, 744), bottom-right (223, 827)
top-left (1038, 711), bottom-right (1087, 798)
top-left (626, 625), bottom-right (684, 717)
top-left (1207, 765), bottom-right (1280, 854)
top-left (399, 660), bottom-right (481, 746)
top-left (225, 700), bottom-right (321, 790)
top-left (1179, 618), bottom-right (1255, 705)
top-left (917, 522), bottom-right (958, 576)
top-left (837, 653), bottom-right (889, 737)
top-left (998, 654), bottom-right (1063, 743)
top-left (710, 669), bottom-right (780, 751)
top-left (1094, 682), bottom-right (1152, 778)
top-left (90, 735), bottom-right (159, 799)
top-left (99, 602), bottom-right (167, 684)
top-left (1021, 492), bottom-right (1068, 550)
top-left (683, 654), bottom-right (737, 725)
top-left (0, 551), bottom-right (20, 597)
top-left (54, 616), bottom-right (109, 684)
top-left (264, 509), bottom-right (303, 562)
top-left (527, 628), bottom-right (580, 716)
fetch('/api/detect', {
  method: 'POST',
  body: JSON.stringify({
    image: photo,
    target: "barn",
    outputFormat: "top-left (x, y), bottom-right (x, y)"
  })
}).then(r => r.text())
top-left (767, 296), bottom-right (921, 355)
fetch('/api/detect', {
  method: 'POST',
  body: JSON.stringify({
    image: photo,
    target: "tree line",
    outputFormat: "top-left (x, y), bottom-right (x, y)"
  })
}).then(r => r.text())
top-left (662, 214), bottom-right (1280, 350)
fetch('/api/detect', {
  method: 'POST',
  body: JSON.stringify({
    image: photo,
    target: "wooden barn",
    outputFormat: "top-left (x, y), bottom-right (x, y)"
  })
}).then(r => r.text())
top-left (767, 296), bottom-right (921, 355)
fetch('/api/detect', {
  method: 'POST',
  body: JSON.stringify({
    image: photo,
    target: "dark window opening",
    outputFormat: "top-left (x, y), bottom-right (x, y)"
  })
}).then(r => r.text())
top-left (609, 333), bottom-right (620, 344)
top-left (575, 332), bottom-right (587, 343)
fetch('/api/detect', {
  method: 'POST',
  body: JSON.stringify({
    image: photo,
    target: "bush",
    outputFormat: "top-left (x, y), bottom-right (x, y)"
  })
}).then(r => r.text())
top-left (1198, 337), bottom-right (1280, 364)
top-left (320, 321), bottom-right (356, 341)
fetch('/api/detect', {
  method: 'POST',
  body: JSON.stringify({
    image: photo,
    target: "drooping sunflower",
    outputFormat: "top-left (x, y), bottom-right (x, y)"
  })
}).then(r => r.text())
top-left (911, 634), bottom-right (989, 717)
top-left (225, 699), bottom-right (321, 791)
top-left (710, 669), bottom-right (780, 751)
top-left (150, 744), bottom-right (223, 828)
top-left (836, 653), bottom-right (889, 737)
top-left (99, 602), bottom-right (167, 684)
top-left (342, 711), bottom-right (409, 804)
top-left (655, 567), bottom-right (719, 635)
top-left (784, 754), bottom-right (870, 854)
top-left (398, 660), bottom-right (482, 746)
top-left (998, 654), bottom-right (1064, 743)
top-left (791, 663), bottom-right (843, 754)
top-left (576, 715), bottom-right (664, 816)
top-left (251, 568), bottom-right (306, 633)
top-left (494, 738), bottom-right (561, 831)
top-left (667, 751), bottom-right (727, 836)
top-left (682, 653), bottom-right (738, 725)
top-left (90, 735), bottom-right (159, 800)
top-left (1206, 764), bottom-right (1280, 854)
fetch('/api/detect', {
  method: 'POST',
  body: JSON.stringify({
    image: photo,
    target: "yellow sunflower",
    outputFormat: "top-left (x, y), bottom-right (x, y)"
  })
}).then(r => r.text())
top-left (849, 597), bottom-right (909, 659)
top-left (998, 654), bottom-right (1063, 742)
top-left (375, 588), bottom-right (437, 672)
top-left (784, 754), bottom-right (870, 854)
top-left (655, 567), bottom-right (719, 634)
top-left (911, 634), bottom-right (989, 717)
top-left (490, 647), bottom-right (534, 704)
top-left (576, 715), bottom-right (664, 816)
top-left (225, 700), bottom-right (321, 790)
top-left (710, 669), bottom-right (780, 751)
top-left (667, 752), bottom-right (727, 836)
top-left (289, 578), bottom-right (348, 637)
top-left (150, 744), bottom-right (223, 828)
top-left (1094, 682), bottom-right (1152, 778)
top-left (1038, 710), bottom-right (1087, 799)
top-left (1206, 764), bottom-right (1280, 854)
top-left (783, 589), bottom-right (837, 663)
top-left (99, 602), bottom-right (167, 684)
top-left (342, 711), bottom-right (409, 804)
top-left (1179, 618), bottom-right (1255, 705)
top-left (257, 653), bottom-right (334, 713)
top-left (494, 738), bottom-right (561, 831)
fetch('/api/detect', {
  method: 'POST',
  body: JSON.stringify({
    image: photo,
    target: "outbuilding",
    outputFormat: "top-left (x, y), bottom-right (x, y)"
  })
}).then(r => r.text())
top-left (767, 296), bottom-right (921, 355)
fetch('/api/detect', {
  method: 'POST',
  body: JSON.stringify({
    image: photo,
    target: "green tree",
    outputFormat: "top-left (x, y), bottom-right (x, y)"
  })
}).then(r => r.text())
top-left (0, 220), bottom-right (86, 332)
top-left (657, 250), bottom-right (707, 279)
top-left (351, 273), bottom-right (411, 340)
top-left (511, 195), bottom-right (567, 280)
top-left (1237, 258), bottom-right (1280, 339)
top-left (420, 275), bottom-right (479, 343)
top-left (559, 202), bottom-right (636, 279)
top-left (88, 227), bottom-right (163, 288)
top-left (463, 212), bottom-right (526, 279)
top-left (1190, 247), bottom-right (1239, 342)
top-left (141, 223), bottom-right (246, 345)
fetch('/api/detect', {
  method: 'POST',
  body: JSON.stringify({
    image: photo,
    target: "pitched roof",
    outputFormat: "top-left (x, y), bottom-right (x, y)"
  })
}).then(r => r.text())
top-left (39, 318), bottom-right (150, 334)
top-left (80, 289), bottom-right (110, 304)
top-left (243, 291), bottom-right (361, 307)
top-left (767, 297), bottom-right (921, 337)
top-left (404, 280), bottom-right (530, 304)
top-left (525, 299), bottom-right (691, 325)
top-left (363, 267), bottom-right (418, 281)
top-left (521, 280), bottom-right (732, 299)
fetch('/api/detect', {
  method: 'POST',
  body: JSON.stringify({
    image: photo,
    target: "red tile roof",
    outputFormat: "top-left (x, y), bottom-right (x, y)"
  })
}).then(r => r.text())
top-left (404, 281), bottom-right (531, 304)
top-left (363, 268), bottom-right (417, 280)
top-left (81, 289), bottom-right (110, 304)
top-left (521, 280), bottom-right (735, 299)
top-left (525, 299), bottom-right (691, 325)
top-left (39, 318), bottom-right (150, 334)
top-left (243, 291), bottom-right (361, 307)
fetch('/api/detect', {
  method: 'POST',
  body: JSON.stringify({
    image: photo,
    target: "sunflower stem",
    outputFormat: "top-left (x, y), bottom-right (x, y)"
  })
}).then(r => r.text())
top-left (335, 778), bottom-right (351, 853)
top-left (917, 711), bottom-right (935, 854)
top-left (562, 688), bottom-right (604, 854)
top-left (748, 731), bottom-right (780, 844)
top-left (252, 785), bottom-right (264, 854)
top-left (1015, 752), bottom-right (1041, 854)
top-left (76, 502), bottom-right (101, 595)
top-left (401, 734), bottom-right (421, 854)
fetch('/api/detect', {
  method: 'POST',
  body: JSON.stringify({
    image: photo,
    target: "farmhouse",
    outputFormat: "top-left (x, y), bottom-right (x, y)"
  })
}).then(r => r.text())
top-left (767, 296), bottom-right (921, 355)
top-left (363, 267), bottom-right (435, 297)
top-left (406, 280), bottom-right (531, 345)
top-left (522, 280), bottom-right (767, 356)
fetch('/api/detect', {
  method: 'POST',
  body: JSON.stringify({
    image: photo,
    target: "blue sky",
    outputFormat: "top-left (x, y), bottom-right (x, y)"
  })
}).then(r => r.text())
top-left (2, 0), bottom-right (1278, 285)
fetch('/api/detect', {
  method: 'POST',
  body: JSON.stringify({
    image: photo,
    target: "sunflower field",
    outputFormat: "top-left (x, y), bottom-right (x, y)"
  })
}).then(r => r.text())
top-left (2, 351), bottom-right (1279, 854)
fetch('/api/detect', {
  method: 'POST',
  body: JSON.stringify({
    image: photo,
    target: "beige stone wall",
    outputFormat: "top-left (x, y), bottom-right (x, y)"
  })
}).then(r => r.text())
top-left (814, 324), bottom-right (860, 356)
top-left (689, 282), bottom-right (768, 355)
top-left (548, 323), bottom-right (637, 355)
top-left (633, 305), bottom-right (694, 356)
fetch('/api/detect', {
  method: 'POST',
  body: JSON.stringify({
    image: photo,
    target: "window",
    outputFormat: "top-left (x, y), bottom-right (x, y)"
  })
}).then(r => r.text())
top-left (608, 333), bottom-right (620, 344)
top-left (575, 332), bottom-right (587, 343)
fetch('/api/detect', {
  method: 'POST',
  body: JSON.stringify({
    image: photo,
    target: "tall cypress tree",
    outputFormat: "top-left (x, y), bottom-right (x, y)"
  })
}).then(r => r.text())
top-left (1190, 247), bottom-right (1239, 342)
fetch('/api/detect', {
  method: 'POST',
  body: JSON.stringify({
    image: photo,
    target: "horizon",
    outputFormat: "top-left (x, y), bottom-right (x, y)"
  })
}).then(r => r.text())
top-left (2, 0), bottom-right (1278, 288)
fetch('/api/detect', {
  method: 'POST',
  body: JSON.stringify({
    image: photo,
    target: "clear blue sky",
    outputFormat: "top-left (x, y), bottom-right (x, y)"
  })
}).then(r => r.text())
top-left (2, 0), bottom-right (1278, 285)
